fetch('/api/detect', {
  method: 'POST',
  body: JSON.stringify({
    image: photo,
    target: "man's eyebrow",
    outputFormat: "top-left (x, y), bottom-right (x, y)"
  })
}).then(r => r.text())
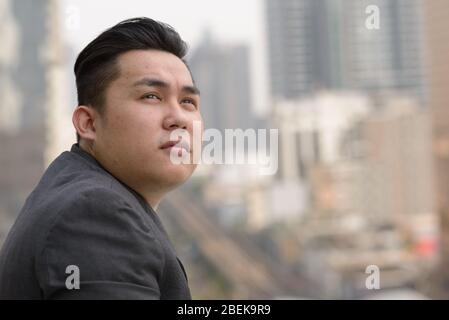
top-left (183, 85), bottom-right (200, 96)
top-left (133, 78), bottom-right (200, 95)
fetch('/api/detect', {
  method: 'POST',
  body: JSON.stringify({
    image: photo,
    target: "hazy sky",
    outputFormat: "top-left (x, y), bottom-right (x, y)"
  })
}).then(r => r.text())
top-left (60, 0), bottom-right (269, 115)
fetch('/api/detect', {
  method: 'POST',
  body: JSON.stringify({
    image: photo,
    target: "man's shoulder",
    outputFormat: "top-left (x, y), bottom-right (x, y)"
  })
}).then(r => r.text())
top-left (35, 176), bottom-right (122, 218)
top-left (35, 185), bottom-right (163, 300)
top-left (58, 184), bottom-right (127, 210)
top-left (44, 149), bottom-right (115, 192)
top-left (37, 150), bottom-right (137, 215)
top-left (10, 148), bottom-right (150, 251)
top-left (19, 169), bottom-right (141, 244)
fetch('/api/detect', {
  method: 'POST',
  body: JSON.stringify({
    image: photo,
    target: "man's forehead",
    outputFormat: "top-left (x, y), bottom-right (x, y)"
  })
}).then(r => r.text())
top-left (117, 50), bottom-right (194, 86)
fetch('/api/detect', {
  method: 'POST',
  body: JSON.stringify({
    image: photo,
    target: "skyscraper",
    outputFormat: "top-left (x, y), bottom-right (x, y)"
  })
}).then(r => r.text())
top-left (188, 33), bottom-right (254, 133)
top-left (424, 0), bottom-right (449, 298)
top-left (0, 0), bottom-right (50, 132)
top-left (0, 0), bottom-right (66, 239)
top-left (265, 0), bottom-right (426, 102)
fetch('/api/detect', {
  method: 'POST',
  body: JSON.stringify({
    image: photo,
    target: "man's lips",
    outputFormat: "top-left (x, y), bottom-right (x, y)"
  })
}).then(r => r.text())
top-left (160, 139), bottom-right (191, 153)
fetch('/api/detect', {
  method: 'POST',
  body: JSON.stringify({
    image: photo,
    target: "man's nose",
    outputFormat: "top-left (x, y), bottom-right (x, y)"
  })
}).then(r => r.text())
top-left (162, 100), bottom-right (189, 131)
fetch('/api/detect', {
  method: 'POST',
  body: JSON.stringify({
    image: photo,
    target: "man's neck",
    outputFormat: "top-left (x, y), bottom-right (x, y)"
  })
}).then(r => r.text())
top-left (78, 141), bottom-right (163, 211)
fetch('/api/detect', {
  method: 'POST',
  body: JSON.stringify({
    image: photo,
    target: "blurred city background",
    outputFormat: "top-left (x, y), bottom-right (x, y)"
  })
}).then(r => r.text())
top-left (1, 0), bottom-right (449, 299)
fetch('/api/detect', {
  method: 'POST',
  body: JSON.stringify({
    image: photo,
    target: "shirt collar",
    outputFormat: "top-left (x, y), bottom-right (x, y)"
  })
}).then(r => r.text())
top-left (70, 143), bottom-right (102, 169)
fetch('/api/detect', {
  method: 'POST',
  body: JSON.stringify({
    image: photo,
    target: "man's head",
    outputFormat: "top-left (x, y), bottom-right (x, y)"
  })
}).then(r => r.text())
top-left (72, 17), bottom-right (203, 209)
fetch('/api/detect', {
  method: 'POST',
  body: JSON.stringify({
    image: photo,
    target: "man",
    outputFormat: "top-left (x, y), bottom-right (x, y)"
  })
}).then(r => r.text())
top-left (0, 17), bottom-right (203, 299)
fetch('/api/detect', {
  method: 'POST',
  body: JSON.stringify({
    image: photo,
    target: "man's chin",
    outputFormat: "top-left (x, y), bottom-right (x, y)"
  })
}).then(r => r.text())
top-left (158, 165), bottom-right (193, 185)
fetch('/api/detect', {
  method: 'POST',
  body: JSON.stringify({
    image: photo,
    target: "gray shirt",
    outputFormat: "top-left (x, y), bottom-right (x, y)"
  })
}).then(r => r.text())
top-left (0, 144), bottom-right (191, 299)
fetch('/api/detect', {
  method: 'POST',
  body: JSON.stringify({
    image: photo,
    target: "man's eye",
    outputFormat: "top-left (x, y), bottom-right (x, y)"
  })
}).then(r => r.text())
top-left (181, 98), bottom-right (197, 107)
top-left (142, 94), bottom-right (160, 100)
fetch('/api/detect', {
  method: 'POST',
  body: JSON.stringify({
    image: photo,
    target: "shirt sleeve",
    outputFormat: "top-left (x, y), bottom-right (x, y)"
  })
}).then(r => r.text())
top-left (36, 187), bottom-right (165, 300)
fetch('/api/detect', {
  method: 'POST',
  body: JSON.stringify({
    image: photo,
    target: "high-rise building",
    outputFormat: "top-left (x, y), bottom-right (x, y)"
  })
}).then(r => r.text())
top-left (265, 0), bottom-right (427, 102)
top-left (424, 0), bottom-right (449, 298)
top-left (360, 97), bottom-right (436, 231)
top-left (0, 0), bottom-right (67, 241)
top-left (0, 0), bottom-right (50, 132)
top-left (265, 0), bottom-right (337, 99)
top-left (188, 33), bottom-right (254, 133)
top-left (343, 0), bottom-right (427, 100)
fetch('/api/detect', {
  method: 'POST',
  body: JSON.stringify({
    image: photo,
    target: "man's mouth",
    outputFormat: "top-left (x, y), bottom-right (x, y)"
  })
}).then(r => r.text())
top-left (160, 139), bottom-right (191, 153)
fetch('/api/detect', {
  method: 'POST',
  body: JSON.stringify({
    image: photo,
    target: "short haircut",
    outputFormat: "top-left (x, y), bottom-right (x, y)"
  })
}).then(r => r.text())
top-left (74, 17), bottom-right (189, 142)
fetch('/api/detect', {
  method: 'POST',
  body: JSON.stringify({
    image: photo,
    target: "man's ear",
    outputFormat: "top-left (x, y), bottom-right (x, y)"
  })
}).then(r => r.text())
top-left (72, 106), bottom-right (98, 142)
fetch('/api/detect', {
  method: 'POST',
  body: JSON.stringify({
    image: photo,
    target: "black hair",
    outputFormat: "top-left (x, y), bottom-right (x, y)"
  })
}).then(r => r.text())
top-left (74, 17), bottom-right (189, 142)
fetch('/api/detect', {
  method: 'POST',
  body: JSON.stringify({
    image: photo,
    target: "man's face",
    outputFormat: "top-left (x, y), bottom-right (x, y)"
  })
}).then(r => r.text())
top-left (92, 49), bottom-right (203, 197)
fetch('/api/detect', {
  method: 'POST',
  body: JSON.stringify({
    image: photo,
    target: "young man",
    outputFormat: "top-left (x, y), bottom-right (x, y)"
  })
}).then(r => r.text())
top-left (0, 17), bottom-right (203, 299)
